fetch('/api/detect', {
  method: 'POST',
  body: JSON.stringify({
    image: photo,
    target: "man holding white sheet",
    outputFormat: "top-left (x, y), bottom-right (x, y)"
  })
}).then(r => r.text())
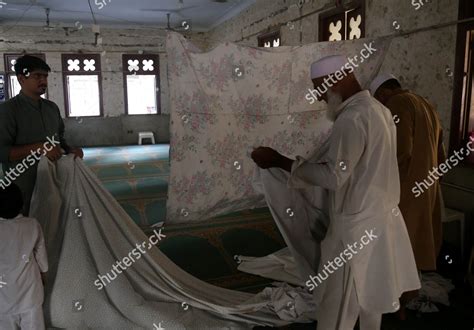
top-left (251, 55), bottom-right (420, 329)
top-left (0, 55), bottom-right (84, 216)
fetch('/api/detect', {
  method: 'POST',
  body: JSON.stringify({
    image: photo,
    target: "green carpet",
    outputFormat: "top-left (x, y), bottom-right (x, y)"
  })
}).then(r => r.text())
top-left (146, 208), bottom-right (286, 292)
top-left (83, 145), bottom-right (286, 292)
top-left (83, 145), bottom-right (169, 227)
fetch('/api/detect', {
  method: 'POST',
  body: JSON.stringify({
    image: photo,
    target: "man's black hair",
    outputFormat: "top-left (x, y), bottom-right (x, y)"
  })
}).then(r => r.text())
top-left (379, 78), bottom-right (402, 91)
top-left (14, 55), bottom-right (51, 77)
top-left (0, 183), bottom-right (24, 219)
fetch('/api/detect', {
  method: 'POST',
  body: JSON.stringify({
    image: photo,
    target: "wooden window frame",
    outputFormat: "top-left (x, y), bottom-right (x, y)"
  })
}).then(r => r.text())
top-left (3, 53), bottom-right (47, 100)
top-left (258, 30), bottom-right (281, 48)
top-left (122, 54), bottom-right (161, 115)
top-left (319, 0), bottom-right (365, 42)
top-left (61, 53), bottom-right (103, 118)
top-left (450, 0), bottom-right (474, 163)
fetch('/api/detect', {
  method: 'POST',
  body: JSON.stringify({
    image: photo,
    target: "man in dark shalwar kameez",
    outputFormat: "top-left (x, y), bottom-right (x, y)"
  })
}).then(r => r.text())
top-left (0, 55), bottom-right (84, 215)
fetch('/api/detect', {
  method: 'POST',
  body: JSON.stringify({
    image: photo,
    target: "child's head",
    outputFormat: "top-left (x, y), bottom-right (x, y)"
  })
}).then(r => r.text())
top-left (0, 184), bottom-right (24, 219)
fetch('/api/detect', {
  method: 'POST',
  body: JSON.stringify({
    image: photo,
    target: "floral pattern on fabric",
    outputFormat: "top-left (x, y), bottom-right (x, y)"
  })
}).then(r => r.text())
top-left (166, 32), bottom-right (391, 223)
top-left (170, 134), bottom-right (199, 162)
top-left (204, 133), bottom-right (250, 169)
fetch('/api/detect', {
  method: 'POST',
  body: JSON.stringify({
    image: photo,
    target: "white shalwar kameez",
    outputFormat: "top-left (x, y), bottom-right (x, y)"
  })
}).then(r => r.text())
top-left (255, 90), bottom-right (421, 330)
top-left (0, 215), bottom-right (48, 330)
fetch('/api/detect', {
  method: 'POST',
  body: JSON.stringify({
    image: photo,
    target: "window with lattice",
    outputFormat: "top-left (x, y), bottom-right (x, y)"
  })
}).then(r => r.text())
top-left (122, 54), bottom-right (160, 115)
top-left (258, 31), bottom-right (281, 48)
top-left (61, 54), bottom-right (103, 117)
top-left (319, 1), bottom-right (365, 42)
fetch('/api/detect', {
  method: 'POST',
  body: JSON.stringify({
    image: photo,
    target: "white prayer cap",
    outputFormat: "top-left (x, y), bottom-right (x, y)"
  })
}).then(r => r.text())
top-left (369, 73), bottom-right (399, 95)
top-left (310, 55), bottom-right (346, 79)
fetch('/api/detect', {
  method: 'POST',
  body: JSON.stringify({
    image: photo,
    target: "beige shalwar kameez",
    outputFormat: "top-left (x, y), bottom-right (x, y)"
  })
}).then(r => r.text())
top-left (385, 90), bottom-right (446, 271)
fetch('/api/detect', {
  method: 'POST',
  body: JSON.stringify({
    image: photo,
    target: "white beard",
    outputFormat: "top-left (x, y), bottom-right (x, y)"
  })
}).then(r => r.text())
top-left (326, 89), bottom-right (343, 122)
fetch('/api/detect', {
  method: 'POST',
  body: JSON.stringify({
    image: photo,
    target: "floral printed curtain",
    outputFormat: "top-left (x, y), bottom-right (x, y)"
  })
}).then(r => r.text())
top-left (166, 32), bottom-right (390, 223)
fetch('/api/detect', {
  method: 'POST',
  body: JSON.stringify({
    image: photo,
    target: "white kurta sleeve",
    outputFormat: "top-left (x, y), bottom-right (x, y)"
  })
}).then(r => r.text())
top-left (34, 221), bottom-right (49, 273)
top-left (288, 117), bottom-right (365, 191)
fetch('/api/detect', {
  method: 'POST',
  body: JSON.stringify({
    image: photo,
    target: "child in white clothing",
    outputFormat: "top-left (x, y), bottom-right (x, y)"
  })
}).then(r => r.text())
top-left (0, 183), bottom-right (48, 330)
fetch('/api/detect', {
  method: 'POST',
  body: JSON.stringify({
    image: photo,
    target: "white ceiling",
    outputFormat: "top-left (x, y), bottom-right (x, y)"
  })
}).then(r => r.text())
top-left (0, 0), bottom-right (256, 32)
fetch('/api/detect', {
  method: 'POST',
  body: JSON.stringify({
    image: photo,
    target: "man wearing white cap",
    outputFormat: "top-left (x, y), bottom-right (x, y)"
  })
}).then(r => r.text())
top-left (251, 55), bottom-right (420, 329)
top-left (370, 75), bottom-right (446, 318)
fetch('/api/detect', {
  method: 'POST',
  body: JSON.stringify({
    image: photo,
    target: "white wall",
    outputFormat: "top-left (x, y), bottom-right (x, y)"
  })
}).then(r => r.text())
top-left (0, 26), bottom-right (209, 145)
top-left (0, 1), bottom-right (460, 147)
top-left (205, 0), bottom-right (458, 147)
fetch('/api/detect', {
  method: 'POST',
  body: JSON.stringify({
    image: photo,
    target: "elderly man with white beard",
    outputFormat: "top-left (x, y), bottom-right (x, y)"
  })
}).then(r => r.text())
top-left (250, 55), bottom-right (421, 329)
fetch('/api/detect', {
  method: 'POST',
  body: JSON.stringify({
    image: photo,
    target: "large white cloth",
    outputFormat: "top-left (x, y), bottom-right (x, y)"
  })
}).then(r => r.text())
top-left (29, 156), bottom-right (317, 329)
top-left (288, 90), bottom-right (421, 313)
top-left (237, 248), bottom-right (303, 286)
top-left (239, 140), bottom-right (332, 286)
top-left (0, 215), bottom-right (48, 315)
top-left (252, 166), bottom-right (329, 282)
